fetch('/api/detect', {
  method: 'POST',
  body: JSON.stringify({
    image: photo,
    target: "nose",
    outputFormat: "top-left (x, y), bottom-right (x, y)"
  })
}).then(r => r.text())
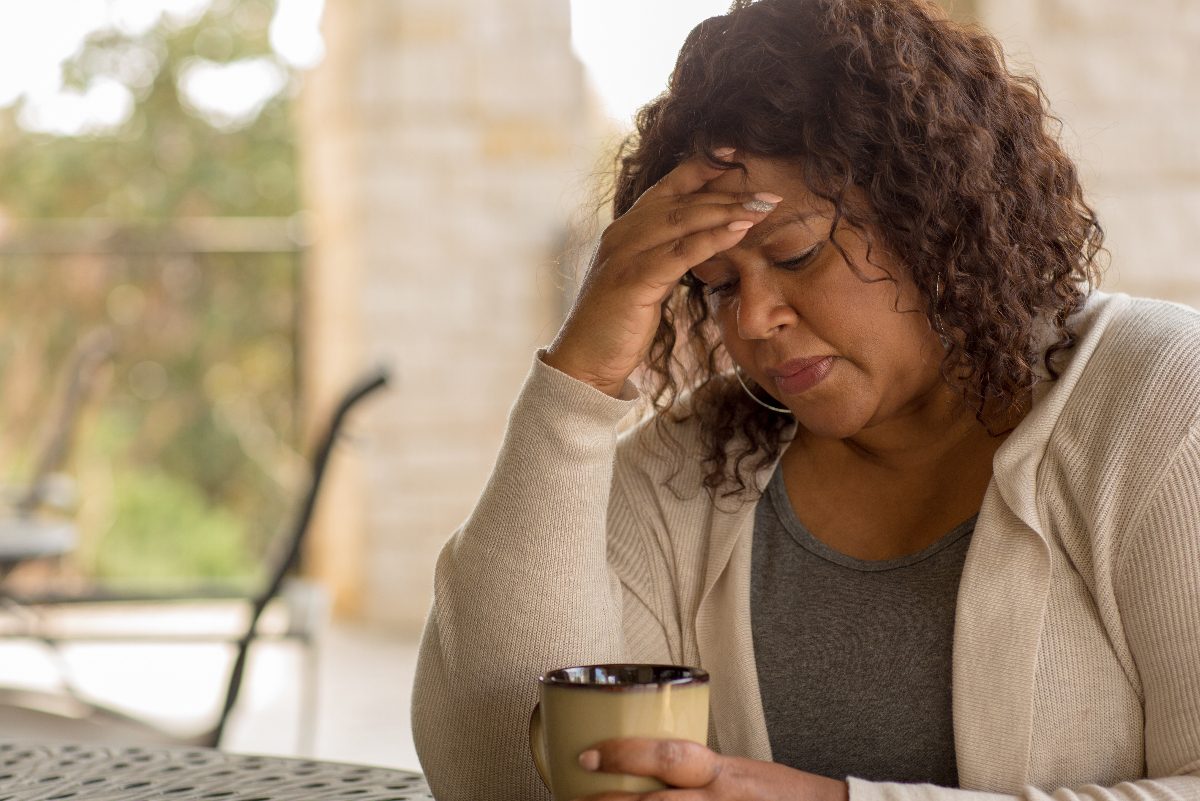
top-left (735, 269), bottom-right (797, 340)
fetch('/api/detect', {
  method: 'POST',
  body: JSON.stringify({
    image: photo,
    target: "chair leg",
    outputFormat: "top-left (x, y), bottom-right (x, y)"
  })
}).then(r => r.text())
top-left (282, 576), bottom-right (329, 756)
top-left (298, 632), bottom-right (320, 756)
top-left (0, 595), bottom-right (87, 702)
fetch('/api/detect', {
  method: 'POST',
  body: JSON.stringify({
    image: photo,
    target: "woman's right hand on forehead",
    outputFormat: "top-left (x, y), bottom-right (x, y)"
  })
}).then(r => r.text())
top-left (542, 150), bottom-right (778, 398)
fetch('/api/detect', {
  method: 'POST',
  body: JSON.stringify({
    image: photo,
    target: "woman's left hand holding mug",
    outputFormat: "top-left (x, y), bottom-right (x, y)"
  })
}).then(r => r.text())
top-left (571, 738), bottom-right (849, 801)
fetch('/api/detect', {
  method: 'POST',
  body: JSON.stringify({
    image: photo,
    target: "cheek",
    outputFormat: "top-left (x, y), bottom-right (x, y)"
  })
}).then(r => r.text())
top-left (710, 304), bottom-right (742, 345)
top-left (856, 316), bottom-right (930, 367)
top-left (857, 325), bottom-right (947, 406)
top-left (817, 300), bottom-right (937, 391)
top-left (714, 320), bottom-right (763, 381)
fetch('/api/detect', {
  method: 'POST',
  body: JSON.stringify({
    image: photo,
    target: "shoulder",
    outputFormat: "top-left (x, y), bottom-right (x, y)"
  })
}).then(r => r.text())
top-left (1040, 293), bottom-right (1200, 537)
top-left (1092, 293), bottom-right (1200, 364)
top-left (1067, 292), bottom-right (1200, 428)
top-left (1013, 295), bottom-right (1200, 586)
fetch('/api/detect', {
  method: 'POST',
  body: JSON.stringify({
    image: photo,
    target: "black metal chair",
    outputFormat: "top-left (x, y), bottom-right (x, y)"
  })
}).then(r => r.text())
top-left (0, 369), bottom-right (389, 748)
top-left (0, 329), bottom-right (115, 579)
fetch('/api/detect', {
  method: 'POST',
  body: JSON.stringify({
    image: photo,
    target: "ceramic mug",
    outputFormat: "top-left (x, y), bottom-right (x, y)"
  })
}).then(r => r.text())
top-left (528, 664), bottom-right (710, 800)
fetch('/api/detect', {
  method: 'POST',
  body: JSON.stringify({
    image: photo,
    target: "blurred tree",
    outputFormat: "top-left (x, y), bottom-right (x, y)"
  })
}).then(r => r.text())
top-left (0, 0), bottom-right (303, 588)
top-left (0, 0), bottom-right (297, 219)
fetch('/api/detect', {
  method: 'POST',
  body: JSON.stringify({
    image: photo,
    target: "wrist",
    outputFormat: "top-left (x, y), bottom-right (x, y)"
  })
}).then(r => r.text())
top-left (793, 766), bottom-right (849, 801)
top-left (540, 346), bottom-right (628, 399)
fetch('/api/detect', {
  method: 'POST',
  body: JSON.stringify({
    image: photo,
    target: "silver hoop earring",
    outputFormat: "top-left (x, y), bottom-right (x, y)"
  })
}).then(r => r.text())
top-left (734, 366), bottom-right (793, 414)
top-left (932, 275), bottom-right (952, 350)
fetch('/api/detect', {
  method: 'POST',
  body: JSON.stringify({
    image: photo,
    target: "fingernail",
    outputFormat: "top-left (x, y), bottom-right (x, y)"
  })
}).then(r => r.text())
top-left (578, 750), bottom-right (600, 771)
top-left (728, 220), bottom-right (755, 231)
top-left (754, 192), bottom-right (784, 204)
top-left (712, 147), bottom-right (736, 158)
top-left (742, 199), bottom-right (777, 213)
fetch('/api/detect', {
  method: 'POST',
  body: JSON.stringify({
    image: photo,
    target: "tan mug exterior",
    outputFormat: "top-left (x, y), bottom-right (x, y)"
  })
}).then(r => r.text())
top-left (528, 664), bottom-right (710, 801)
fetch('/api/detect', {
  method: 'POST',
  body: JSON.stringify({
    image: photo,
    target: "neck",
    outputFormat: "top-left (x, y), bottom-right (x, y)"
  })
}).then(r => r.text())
top-left (789, 384), bottom-right (1020, 478)
top-left (777, 385), bottom-right (1027, 561)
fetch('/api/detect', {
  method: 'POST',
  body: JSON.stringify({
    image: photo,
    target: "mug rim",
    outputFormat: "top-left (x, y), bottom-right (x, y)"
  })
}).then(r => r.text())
top-left (539, 663), bottom-right (709, 690)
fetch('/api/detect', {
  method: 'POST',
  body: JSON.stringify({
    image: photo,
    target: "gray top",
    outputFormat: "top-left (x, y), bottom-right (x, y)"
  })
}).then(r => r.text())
top-left (751, 466), bottom-right (975, 787)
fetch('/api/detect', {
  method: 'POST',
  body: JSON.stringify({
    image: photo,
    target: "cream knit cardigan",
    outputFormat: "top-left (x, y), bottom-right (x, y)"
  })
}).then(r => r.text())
top-left (412, 292), bottom-right (1200, 801)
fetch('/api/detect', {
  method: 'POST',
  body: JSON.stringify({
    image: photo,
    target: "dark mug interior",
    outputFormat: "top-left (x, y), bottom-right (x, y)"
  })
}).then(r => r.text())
top-left (540, 663), bottom-right (709, 689)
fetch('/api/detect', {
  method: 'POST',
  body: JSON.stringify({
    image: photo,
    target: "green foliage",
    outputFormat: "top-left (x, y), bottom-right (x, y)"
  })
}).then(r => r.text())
top-left (0, 0), bottom-right (302, 587)
top-left (0, 0), bottom-right (297, 219)
top-left (82, 461), bottom-right (254, 584)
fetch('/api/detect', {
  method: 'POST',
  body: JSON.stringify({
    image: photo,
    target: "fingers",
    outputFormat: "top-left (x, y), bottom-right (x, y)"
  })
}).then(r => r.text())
top-left (628, 195), bottom-right (776, 249)
top-left (637, 148), bottom-right (737, 204)
top-left (575, 791), bottom-right (707, 801)
top-left (597, 193), bottom-right (779, 291)
top-left (539, 147), bottom-right (771, 398)
top-left (639, 226), bottom-right (751, 282)
top-left (672, 191), bottom-right (784, 211)
top-left (580, 738), bottom-right (723, 789)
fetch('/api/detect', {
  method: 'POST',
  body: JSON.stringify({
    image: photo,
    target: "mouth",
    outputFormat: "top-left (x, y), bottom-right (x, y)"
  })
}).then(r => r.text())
top-left (764, 356), bottom-right (836, 395)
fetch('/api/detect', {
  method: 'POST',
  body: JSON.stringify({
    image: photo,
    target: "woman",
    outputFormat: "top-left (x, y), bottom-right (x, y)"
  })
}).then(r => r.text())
top-left (412, 0), bottom-right (1200, 799)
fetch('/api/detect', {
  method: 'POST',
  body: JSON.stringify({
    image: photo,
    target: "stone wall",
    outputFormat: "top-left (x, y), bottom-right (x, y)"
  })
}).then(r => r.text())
top-left (970, 0), bottom-right (1200, 307)
top-left (299, 0), bottom-right (596, 628)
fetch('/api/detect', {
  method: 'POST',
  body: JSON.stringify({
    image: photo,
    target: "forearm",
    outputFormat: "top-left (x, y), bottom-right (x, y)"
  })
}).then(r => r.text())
top-left (847, 775), bottom-right (1200, 801)
top-left (412, 353), bottom-right (639, 801)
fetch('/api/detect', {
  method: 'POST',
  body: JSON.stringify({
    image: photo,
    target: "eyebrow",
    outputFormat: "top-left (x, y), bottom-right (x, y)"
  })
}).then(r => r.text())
top-left (691, 210), bottom-right (829, 277)
top-left (737, 209), bottom-right (828, 250)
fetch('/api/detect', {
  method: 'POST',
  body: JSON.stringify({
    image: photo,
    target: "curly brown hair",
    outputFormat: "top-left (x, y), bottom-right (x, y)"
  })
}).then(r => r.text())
top-left (614, 0), bottom-right (1105, 497)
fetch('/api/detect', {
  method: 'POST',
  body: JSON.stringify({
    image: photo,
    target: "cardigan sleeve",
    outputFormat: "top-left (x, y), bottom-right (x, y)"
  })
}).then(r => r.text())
top-left (848, 421), bottom-right (1200, 801)
top-left (1115, 421), bottom-right (1200, 780)
top-left (411, 354), bottom-right (676, 801)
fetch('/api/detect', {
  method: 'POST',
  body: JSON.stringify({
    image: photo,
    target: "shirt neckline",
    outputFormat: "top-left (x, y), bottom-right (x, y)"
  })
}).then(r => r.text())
top-left (765, 465), bottom-right (978, 573)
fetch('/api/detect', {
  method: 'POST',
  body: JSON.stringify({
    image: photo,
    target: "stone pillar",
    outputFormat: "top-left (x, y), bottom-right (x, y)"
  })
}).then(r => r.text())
top-left (969, 0), bottom-right (1200, 307)
top-left (299, 0), bottom-right (592, 627)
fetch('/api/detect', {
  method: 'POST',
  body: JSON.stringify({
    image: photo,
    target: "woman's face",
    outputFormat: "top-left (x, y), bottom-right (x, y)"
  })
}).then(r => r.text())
top-left (691, 156), bottom-right (951, 441)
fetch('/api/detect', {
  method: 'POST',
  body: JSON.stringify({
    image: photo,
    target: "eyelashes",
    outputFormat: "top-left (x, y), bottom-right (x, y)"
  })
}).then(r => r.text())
top-left (774, 242), bottom-right (822, 271)
top-left (701, 242), bottom-right (823, 298)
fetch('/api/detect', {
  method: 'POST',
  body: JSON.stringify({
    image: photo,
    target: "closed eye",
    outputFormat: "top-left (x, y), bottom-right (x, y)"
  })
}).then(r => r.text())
top-left (701, 276), bottom-right (737, 298)
top-left (698, 242), bottom-right (824, 299)
top-left (773, 242), bottom-right (822, 270)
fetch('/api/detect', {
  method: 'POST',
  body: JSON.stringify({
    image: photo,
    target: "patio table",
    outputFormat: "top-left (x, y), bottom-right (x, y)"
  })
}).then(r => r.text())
top-left (0, 742), bottom-right (432, 800)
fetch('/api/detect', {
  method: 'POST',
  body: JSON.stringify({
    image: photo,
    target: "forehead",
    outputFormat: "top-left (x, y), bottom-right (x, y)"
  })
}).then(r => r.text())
top-left (703, 154), bottom-right (812, 196)
top-left (704, 156), bottom-right (833, 244)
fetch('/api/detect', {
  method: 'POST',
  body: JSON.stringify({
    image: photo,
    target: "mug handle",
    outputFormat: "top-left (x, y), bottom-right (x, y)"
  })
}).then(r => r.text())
top-left (528, 702), bottom-right (551, 790)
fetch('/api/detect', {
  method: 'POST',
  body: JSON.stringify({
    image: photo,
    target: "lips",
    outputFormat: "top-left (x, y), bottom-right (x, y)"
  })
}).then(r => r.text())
top-left (765, 356), bottom-right (835, 395)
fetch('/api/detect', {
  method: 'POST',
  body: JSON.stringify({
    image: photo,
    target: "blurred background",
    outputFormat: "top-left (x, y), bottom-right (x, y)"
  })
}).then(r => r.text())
top-left (0, 0), bottom-right (1194, 773)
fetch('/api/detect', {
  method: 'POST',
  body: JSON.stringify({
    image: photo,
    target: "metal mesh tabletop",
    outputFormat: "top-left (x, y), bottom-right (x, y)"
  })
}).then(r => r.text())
top-left (0, 743), bottom-right (432, 801)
